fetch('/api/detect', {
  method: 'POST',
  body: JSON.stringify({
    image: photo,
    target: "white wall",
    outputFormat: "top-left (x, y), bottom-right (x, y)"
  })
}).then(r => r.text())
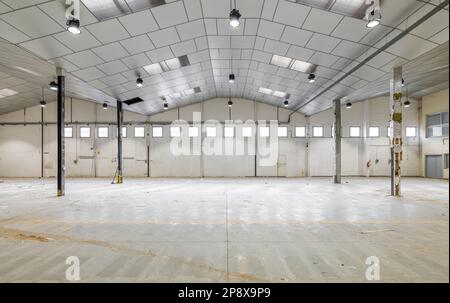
top-left (420, 89), bottom-right (449, 179)
top-left (0, 96), bottom-right (422, 178)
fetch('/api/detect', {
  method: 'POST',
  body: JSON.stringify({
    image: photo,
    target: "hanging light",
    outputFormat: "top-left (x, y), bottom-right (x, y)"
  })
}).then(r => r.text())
top-left (229, 8), bottom-right (241, 28)
top-left (136, 77), bottom-right (144, 88)
top-left (366, 6), bottom-right (381, 28)
top-left (228, 98), bottom-right (233, 108)
top-left (229, 74), bottom-right (235, 84)
top-left (67, 19), bottom-right (81, 34)
top-left (102, 102), bottom-right (108, 110)
top-left (49, 81), bottom-right (58, 91)
top-left (283, 100), bottom-right (289, 107)
top-left (404, 100), bottom-right (411, 108)
top-left (402, 78), bottom-right (406, 87)
top-left (39, 88), bottom-right (46, 107)
top-left (308, 73), bottom-right (316, 83)
top-left (164, 102), bottom-right (169, 110)
top-left (346, 102), bottom-right (353, 109)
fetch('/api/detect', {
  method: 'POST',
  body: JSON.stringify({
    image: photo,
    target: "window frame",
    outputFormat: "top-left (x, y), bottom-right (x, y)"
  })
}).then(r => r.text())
top-left (224, 126), bottom-right (235, 138)
top-left (97, 127), bottom-right (109, 138)
top-left (64, 127), bottom-right (73, 138)
top-left (134, 126), bottom-right (146, 138)
top-left (170, 126), bottom-right (181, 138)
top-left (206, 126), bottom-right (217, 138)
top-left (80, 127), bottom-right (91, 138)
top-left (312, 126), bottom-right (324, 138)
top-left (116, 126), bottom-right (127, 138)
top-left (259, 126), bottom-right (270, 138)
top-left (295, 126), bottom-right (307, 138)
top-left (368, 126), bottom-right (380, 138)
top-left (151, 126), bottom-right (162, 138)
top-left (277, 126), bottom-right (288, 138)
top-left (242, 127), bottom-right (253, 138)
top-left (188, 126), bottom-right (199, 137)
top-left (405, 126), bottom-right (417, 138)
top-left (349, 126), bottom-right (361, 138)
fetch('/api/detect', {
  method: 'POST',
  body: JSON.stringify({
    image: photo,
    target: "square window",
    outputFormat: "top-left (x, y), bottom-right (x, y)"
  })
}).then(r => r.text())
top-left (151, 127), bottom-right (162, 138)
top-left (98, 127), bottom-right (109, 138)
top-left (388, 127), bottom-right (393, 138)
top-left (350, 126), bottom-right (360, 137)
top-left (313, 127), bottom-right (323, 137)
top-left (259, 127), bottom-right (270, 137)
top-left (278, 127), bottom-right (288, 137)
top-left (369, 127), bottom-right (380, 137)
top-left (206, 127), bottom-right (217, 137)
top-left (188, 127), bottom-right (199, 137)
top-left (242, 127), bottom-right (253, 137)
top-left (117, 127), bottom-right (127, 138)
top-left (406, 127), bottom-right (416, 137)
top-left (224, 126), bottom-right (234, 138)
top-left (295, 127), bottom-right (306, 137)
top-left (64, 127), bottom-right (73, 138)
top-left (135, 127), bottom-right (146, 138)
top-left (80, 127), bottom-right (91, 138)
top-left (170, 126), bottom-right (181, 137)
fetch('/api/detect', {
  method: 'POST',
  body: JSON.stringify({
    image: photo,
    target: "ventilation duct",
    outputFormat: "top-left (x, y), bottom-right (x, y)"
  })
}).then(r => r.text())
top-left (123, 97), bottom-right (144, 105)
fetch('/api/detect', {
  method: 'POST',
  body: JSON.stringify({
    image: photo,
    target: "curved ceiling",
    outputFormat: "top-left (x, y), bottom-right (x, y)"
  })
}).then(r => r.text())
top-left (0, 0), bottom-right (448, 116)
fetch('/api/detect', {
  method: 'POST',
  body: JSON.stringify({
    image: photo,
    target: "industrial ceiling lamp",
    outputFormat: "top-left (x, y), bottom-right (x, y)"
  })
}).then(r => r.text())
top-left (346, 102), bottom-right (353, 109)
top-left (164, 102), bottom-right (169, 110)
top-left (136, 77), bottom-right (144, 88)
top-left (49, 81), bottom-right (58, 91)
top-left (228, 98), bottom-right (233, 108)
top-left (308, 73), bottom-right (316, 83)
top-left (283, 99), bottom-right (289, 107)
top-left (229, 74), bottom-right (235, 84)
top-left (404, 100), bottom-right (411, 108)
top-left (39, 88), bottom-right (46, 108)
top-left (67, 19), bottom-right (81, 35)
top-left (366, 0), bottom-right (381, 28)
top-left (229, 0), bottom-right (241, 28)
top-left (102, 102), bottom-right (108, 110)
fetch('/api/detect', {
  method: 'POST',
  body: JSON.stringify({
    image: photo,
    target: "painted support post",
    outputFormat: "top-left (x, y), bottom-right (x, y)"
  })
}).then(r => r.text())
top-left (390, 66), bottom-right (403, 196)
top-left (334, 99), bottom-right (342, 184)
top-left (56, 68), bottom-right (65, 196)
top-left (116, 100), bottom-right (123, 184)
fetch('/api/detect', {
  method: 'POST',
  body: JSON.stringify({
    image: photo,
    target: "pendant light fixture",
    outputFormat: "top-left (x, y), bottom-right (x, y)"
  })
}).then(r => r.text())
top-left (229, 0), bottom-right (241, 28)
top-left (39, 88), bottom-right (46, 108)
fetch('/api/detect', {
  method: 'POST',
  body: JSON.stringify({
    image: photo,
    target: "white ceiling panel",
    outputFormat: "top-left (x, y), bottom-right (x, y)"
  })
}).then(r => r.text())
top-left (92, 42), bottom-right (130, 61)
top-left (72, 67), bottom-right (106, 82)
top-left (430, 27), bottom-right (449, 44)
top-left (121, 53), bottom-right (151, 69)
top-left (170, 39), bottom-right (197, 56)
top-left (332, 40), bottom-right (369, 60)
top-left (273, 0), bottom-right (311, 27)
top-left (148, 27), bottom-right (180, 48)
top-left (48, 57), bottom-right (79, 72)
top-left (184, 0), bottom-right (203, 21)
top-left (309, 52), bottom-right (340, 68)
top-left (0, 2), bottom-right (12, 14)
top-left (54, 28), bottom-right (101, 52)
top-left (146, 46), bottom-right (175, 63)
top-left (257, 20), bottom-right (285, 40)
top-left (231, 36), bottom-right (255, 49)
top-left (385, 34), bottom-right (438, 60)
top-left (263, 39), bottom-right (290, 56)
top-left (19, 36), bottom-right (72, 60)
top-left (151, 1), bottom-right (188, 28)
top-left (86, 19), bottom-right (130, 44)
top-left (2, 0), bottom-right (49, 9)
top-left (285, 45), bottom-right (315, 61)
top-left (118, 10), bottom-right (159, 36)
top-left (302, 8), bottom-right (343, 35)
top-left (331, 17), bottom-right (371, 42)
top-left (0, 20), bottom-right (30, 43)
top-left (1, 6), bottom-right (63, 38)
top-left (280, 26), bottom-right (313, 47)
top-left (306, 33), bottom-right (341, 53)
top-left (200, 0), bottom-right (229, 18)
top-left (97, 60), bottom-right (129, 75)
top-left (208, 36), bottom-right (231, 49)
top-left (119, 34), bottom-right (155, 55)
top-left (176, 20), bottom-right (206, 40)
top-left (64, 50), bottom-right (104, 68)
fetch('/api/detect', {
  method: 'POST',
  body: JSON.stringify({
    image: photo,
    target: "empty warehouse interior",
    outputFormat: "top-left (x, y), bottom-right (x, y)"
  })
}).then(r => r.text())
top-left (0, 0), bottom-right (448, 284)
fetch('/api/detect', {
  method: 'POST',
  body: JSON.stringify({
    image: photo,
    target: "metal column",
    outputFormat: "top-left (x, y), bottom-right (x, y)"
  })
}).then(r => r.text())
top-left (390, 66), bottom-right (403, 196)
top-left (116, 100), bottom-right (123, 184)
top-left (334, 99), bottom-right (342, 184)
top-left (57, 71), bottom-right (65, 196)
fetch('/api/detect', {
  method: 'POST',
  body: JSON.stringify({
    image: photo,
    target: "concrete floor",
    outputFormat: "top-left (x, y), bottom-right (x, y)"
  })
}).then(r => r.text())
top-left (0, 177), bottom-right (448, 283)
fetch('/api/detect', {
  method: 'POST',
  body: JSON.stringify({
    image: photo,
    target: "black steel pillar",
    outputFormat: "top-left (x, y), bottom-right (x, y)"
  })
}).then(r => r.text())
top-left (116, 100), bottom-right (123, 184)
top-left (57, 73), bottom-right (65, 196)
top-left (334, 99), bottom-right (342, 184)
